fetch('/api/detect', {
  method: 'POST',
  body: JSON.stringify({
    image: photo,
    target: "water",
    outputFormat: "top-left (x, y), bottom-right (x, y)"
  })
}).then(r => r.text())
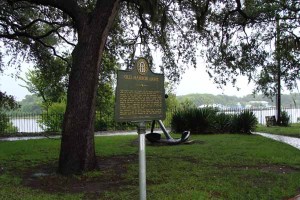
top-left (10, 118), bottom-right (43, 133)
top-left (224, 108), bottom-right (300, 124)
top-left (7, 108), bottom-right (300, 133)
top-left (254, 132), bottom-right (300, 150)
top-left (255, 108), bottom-right (300, 124)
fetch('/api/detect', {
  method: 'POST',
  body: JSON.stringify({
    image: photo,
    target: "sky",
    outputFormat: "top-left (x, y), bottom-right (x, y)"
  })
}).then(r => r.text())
top-left (173, 65), bottom-right (255, 97)
top-left (0, 61), bottom-right (257, 101)
top-left (1, 53), bottom-right (299, 101)
top-left (0, 66), bottom-right (30, 101)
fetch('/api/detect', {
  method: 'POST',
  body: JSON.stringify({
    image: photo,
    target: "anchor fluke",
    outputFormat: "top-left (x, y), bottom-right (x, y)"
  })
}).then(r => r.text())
top-left (146, 120), bottom-right (190, 144)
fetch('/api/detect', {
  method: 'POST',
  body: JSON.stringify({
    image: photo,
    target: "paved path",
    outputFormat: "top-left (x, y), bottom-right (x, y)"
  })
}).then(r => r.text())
top-left (253, 132), bottom-right (300, 150)
top-left (0, 129), bottom-right (168, 141)
top-left (0, 131), bottom-right (137, 141)
top-left (0, 135), bottom-right (60, 141)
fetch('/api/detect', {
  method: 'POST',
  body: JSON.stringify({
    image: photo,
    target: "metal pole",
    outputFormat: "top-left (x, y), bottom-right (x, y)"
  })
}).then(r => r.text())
top-left (276, 14), bottom-right (281, 125)
top-left (137, 122), bottom-right (146, 200)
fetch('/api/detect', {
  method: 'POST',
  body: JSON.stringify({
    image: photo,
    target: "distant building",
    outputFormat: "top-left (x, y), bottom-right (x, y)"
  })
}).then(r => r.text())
top-left (236, 102), bottom-right (242, 109)
top-left (246, 101), bottom-right (270, 108)
top-left (198, 104), bottom-right (228, 110)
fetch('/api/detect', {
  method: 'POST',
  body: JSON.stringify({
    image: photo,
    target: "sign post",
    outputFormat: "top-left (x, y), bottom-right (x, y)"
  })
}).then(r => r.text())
top-left (114, 58), bottom-right (166, 200)
top-left (137, 121), bottom-right (146, 200)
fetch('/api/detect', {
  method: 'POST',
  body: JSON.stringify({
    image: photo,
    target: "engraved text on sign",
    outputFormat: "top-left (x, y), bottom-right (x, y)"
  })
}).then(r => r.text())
top-left (115, 58), bottom-right (166, 122)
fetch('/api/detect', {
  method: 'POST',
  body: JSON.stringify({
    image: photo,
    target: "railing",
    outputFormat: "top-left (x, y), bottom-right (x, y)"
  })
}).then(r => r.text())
top-left (0, 111), bottom-right (174, 134)
top-left (221, 107), bottom-right (300, 124)
top-left (1, 107), bottom-right (300, 135)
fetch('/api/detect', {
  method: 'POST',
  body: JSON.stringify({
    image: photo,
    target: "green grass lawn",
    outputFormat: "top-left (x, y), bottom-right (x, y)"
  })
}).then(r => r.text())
top-left (0, 134), bottom-right (300, 199)
top-left (255, 123), bottom-right (300, 138)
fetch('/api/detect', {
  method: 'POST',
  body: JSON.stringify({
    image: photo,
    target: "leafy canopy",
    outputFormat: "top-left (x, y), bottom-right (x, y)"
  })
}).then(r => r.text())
top-left (202, 0), bottom-right (300, 96)
top-left (0, 0), bottom-right (299, 95)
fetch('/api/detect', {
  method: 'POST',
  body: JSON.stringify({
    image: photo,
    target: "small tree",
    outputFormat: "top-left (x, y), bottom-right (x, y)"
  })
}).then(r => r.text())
top-left (0, 92), bottom-right (19, 134)
top-left (38, 101), bottom-right (66, 132)
top-left (20, 56), bottom-right (69, 112)
top-left (0, 111), bottom-right (18, 135)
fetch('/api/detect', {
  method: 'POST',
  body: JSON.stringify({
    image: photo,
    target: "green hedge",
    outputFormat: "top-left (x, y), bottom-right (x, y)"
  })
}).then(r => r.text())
top-left (171, 108), bottom-right (258, 134)
top-left (0, 112), bottom-right (18, 135)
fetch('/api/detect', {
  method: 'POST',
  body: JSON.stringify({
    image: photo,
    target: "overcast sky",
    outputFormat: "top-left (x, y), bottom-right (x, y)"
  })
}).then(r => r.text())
top-left (0, 61), bottom-right (257, 101)
top-left (0, 66), bottom-right (29, 101)
top-left (174, 65), bottom-right (255, 97)
top-left (1, 56), bottom-right (299, 101)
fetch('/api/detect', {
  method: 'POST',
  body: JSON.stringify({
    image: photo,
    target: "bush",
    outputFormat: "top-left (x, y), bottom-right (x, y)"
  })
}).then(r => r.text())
top-left (171, 108), bottom-right (258, 134)
top-left (230, 111), bottom-right (258, 134)
top-left (94, 118), bottom-right (108, 131)
top-left (38, 102), bottom-right (65, 132)
top-left (171, 107), bottom-right (218, 134)
top-left (0, 112), bottom-right (9, 131)
top-left (171, 110), bottom-right (188, 133)
top-left (39, 113), bottom-right (64, 132)
top-left (214, 113), bottom-right (233, 133)
top-left (280, 111), bottom-right (290, 127)
top-left (94, 112), bottom-right (136, 131)
top-left (114, 122), bottom-right (136, 130)
top-left (0, 112), bottom-right (18, 135)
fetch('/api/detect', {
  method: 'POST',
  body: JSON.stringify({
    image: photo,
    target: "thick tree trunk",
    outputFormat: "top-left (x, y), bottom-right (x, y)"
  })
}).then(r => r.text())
top-left (58, 0), bottom-right (120, 175)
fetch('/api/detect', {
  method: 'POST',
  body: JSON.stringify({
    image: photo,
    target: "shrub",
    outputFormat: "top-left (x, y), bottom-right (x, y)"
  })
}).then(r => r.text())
top-left (214, 113), bottom-right (233, 133)
top-left (0, 111), bottom-right (18, 135)
top-left (94, 111), bottom-right (136, 131)
top-left (230, 111), bottom-right (258, 134)
top-left (171, 107), bottom-right (218, 134)
top-left (192, 107), bottom-right (218, 133)
top-left (280, 111), bottom-right (290, 127)
top-left (38, 102), bottom-right (65, 132)
top-left (94, 112), bottom-right (111, 131)
top-left (115, 122), bottom-right (136, 130)
top-left (230, 114), bottom-right (241, 133)
top-left (39, 113), bottom-right (64, 132)
top-left (4, 123), bottom-right (18, 133)
top-left (94, 118), bottom-right (108, 131)
top-left (171, 109), bottom-right (189, 133)
top-left (0, 112), bottom-right (9, 131)
top-left (170, 109), bottom-right (258, 134)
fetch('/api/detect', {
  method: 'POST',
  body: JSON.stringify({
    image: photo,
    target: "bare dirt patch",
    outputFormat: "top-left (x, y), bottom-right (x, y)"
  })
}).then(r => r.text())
top-left (260, 165), bottom-right (300, 174)
top-left (22, 154), bottom-right (137, 197)
top-left (0, 166), bottom-right (5, 175)
top-left (217, 164), bottom-right (300, 174)
top-left (130, 138), bottom-right (203, 147)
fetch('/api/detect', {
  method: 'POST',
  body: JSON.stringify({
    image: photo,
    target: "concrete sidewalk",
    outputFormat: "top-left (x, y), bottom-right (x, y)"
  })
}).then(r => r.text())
top-left (253, 132), bottom-right (300, 150)
top-left (0, 129), bottom-right (169, 141)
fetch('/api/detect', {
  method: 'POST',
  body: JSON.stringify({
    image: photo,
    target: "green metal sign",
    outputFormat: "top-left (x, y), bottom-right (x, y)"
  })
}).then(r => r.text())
top-left (115, 58), bottom-right (166, 122)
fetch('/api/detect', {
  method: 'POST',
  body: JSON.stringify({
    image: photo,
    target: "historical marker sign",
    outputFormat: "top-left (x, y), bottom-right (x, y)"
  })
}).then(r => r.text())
top-left (115, 58), bottom-right (166, 122)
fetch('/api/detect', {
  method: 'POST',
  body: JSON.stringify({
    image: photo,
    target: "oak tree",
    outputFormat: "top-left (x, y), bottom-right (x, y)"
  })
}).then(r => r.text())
top-left (1, 0), bottom-right (298, 174)
top-left (0, 0), bottom-right (206, 175)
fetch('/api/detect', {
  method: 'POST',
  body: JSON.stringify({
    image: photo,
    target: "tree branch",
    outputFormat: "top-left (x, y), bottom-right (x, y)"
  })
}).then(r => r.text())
top-left (35, 38), bottom-right (71, 65)
top-left (56, 30), bottom-right (76, 47)
top-left (15, 18), bottom-right (70, 31)
top-left (11, 0), bottom-right (84, 25)
top-left (0, 26), bottom-right (71, 65)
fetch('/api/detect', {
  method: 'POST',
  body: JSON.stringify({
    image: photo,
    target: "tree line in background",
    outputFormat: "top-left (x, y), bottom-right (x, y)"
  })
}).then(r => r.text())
top-left (5, 92), bottom-right (300, 115)
top-left (177, 93), bottom-right (300, 108)
top-left (1, 89), bottom-right (297, 134)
